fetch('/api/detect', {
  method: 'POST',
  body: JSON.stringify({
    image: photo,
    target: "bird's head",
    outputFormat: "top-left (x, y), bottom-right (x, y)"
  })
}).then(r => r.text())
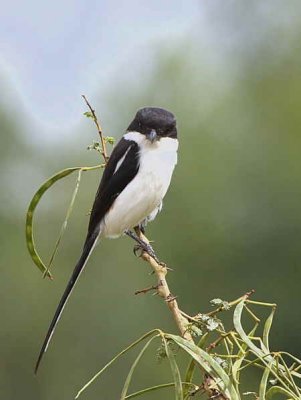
top-left (127, 107), bottom-right (177, 143)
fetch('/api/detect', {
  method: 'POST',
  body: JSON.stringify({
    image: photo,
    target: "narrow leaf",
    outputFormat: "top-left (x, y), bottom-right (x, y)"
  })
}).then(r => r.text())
top-left (232, 323), bottom-right (258, 385)
top-left (120, 335), bottom-right (159, 400)
top-left (44, 169), bottom-right (82, 278)
top-left (26, 167), bottom-right (81, 278)
top-left (183, 333), bottom-right (208, 397)
top-left (75, 330), bottom-right (161, 399)
top-left (263, 306), bottom-right (276, 351)
top-left (234, 300), bottom-right (269, 359)
top-left (163, 337), bottom-right (183, 400)
top-left (125, 382), bottom-right (194, 399)
top-left (234, 301), bottom-right (295, 396)
top-left (259, 367), bottom-right (270, 400)
top-left (266, 385), bottom-right (294, 399)
top-left (26, 164), bottom-right (102, 277)
top-left (167, 334), bottom-right (240, 400)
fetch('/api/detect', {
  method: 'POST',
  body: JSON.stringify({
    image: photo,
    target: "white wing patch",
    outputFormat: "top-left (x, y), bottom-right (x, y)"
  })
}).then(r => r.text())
top-left (114, 145), bottom-right (132, 174)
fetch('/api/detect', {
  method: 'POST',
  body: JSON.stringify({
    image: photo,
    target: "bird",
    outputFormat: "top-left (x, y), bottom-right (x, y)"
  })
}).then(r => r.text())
top-left (35, 106), bottom-right (178, 373)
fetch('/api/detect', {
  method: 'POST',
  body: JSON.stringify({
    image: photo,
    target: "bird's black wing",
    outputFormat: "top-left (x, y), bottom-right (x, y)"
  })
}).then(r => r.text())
top-left (87, 137), bottom-right (140, 236)
top-left (35, 137), bottom-right (139, 373)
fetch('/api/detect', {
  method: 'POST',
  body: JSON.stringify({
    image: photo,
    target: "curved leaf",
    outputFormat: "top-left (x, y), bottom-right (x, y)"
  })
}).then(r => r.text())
top-left (183, 333), bottom-right (208, 397)
top-left (125, 382), bottom-right (195, 399)
top-left (234, 301), bottom-right (295, 397)
top-left (25, 164), bottom-right (102, 277)
top-left (43, 169), bottom-right (82, 278)
top-left (232, 324), bottom-right (258, 386)
top-left (259, 367), bottom-right (270, 400)
top-left (266, 385), bottom-right (294, 399)
top-left (167, 334), bottom-right (240, 400)
top-left (263, 306), bottom-right (276, 352)
top-left (75, 329), bottom-right (161, 399)
top-left (234, 300), bottom-right (270, 359)
top-left (125, 383), bottom-right (175, 399)
top-left (163, 337), bottom-right (183, 400)
top-left (120, 335), bottom-right (159, 399)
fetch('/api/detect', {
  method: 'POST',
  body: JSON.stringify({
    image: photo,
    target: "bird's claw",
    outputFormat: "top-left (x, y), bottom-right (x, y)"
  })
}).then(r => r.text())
top-left (133, 241), bottom-right (161, 264)
top-left (133, 244), bottom-right (143, 257)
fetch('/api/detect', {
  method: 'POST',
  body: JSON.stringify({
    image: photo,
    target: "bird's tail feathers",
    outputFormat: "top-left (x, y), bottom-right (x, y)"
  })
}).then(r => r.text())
top-left (34, 229), bottom-right (100, 374)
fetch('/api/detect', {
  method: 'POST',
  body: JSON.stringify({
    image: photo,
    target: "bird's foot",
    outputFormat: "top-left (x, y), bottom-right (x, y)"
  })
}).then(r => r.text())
top-left (133, 242), bottom-right (161, 264)
top-left (125, 230), bottom-right (161, 264)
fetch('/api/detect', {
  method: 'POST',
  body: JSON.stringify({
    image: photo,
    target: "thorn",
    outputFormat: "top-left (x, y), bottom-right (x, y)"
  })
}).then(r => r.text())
top-left (245, 289), bottom-right (255, 298)
top-left (166, 294), bottom-right (177, 302)
top-left (134, 285), bottom-right (159, 295)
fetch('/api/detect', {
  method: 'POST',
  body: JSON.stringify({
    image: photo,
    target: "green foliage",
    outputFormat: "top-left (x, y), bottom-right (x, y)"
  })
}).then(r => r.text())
top-left (25, 163), bottom-right (104, 278)
top-left (87, 140), bottom-right (102, 153)
top-left (83, 111), bottom-right (94, 119)
top-left (87, 138), bottom-right (115, 154)
top-left (74, 298), bottom-right (301, 399)
top-left (105, 136), bottom-right (115, 145)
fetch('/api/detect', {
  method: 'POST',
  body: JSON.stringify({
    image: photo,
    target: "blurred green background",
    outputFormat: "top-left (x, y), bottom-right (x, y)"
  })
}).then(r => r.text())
top-left (1, 1), bottom-right (301, 399)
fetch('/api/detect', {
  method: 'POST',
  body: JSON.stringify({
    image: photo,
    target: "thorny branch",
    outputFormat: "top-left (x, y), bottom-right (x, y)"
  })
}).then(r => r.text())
top-left (83, 97), bottom-right (228, 399)
top-left (134, 229), bottom-right (229, 400)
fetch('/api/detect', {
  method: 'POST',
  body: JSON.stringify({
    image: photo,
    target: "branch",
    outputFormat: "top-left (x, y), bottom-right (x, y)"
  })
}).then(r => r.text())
top-left (82, 95), bottom-right (109, 163)
top-left (135, 229), bottom-right (192, 341)
top-left (135, 229), bottom-right (228, 400)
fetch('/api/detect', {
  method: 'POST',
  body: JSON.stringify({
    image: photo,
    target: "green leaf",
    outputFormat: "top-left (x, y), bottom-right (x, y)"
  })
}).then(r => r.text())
top-left (105, 136), bottom-right (115, 145)
top-left (75, 330), bottom-right (161, 399)
top-left (43, 169), bottom-right (82, 278)
top-left (266, 385), bottom-right (294, 399)
top-left (234, 300), bottom-right (269, 359)
top-left (183, 333), bottom-right (208, 397)
top-left (26, 164), bottom-right (102, 278)
top-left (120, 335), bottom-right (159, 400)
top-left (206, 318), bottom-right (219, 331)
top-left (189, 325), bottom-right (203, 337)
top-left (259, 367), bottom-right (270, 400)
top-left (83, 111), bottom-right (93, 118)
top-left (210, 298), bottom-right (223, 307)
top-left (125, 382), bottom-right (195, 399)
top-left (167, 334), bottom-right (240, 400)
top-left (233, 300), bottom-right (296, 397)
top-left (210, 298), bottom-right (230, 310)
top-left (263, 306), bottom-right (276, 352)
top-left (87, 141), bottom-right (102, 153)
top-left (163, 337), bottom-right (183, 400)
top-left (26, 167), bottom-right (80, 278)
top-left (232, 323), bottom-right (258, 386)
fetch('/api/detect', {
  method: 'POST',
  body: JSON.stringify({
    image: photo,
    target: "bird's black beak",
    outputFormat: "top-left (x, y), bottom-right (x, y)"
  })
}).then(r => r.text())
top-left (147, 129), bottom-right (158, 143)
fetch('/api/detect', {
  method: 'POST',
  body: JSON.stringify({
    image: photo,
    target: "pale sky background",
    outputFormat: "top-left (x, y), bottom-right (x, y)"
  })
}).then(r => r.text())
top-left (0, 0), bottom-right (200, 131)
top-left (0, 0), bottom-right (299, 137)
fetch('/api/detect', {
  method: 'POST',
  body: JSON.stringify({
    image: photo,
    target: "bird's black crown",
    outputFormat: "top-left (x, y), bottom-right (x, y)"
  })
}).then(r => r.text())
top-left (127, 107), bottom-right (177, 139)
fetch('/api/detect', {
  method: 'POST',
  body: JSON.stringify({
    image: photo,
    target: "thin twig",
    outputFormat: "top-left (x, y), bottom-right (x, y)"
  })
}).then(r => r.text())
top-left (82, 95), bottom-right (109, 162)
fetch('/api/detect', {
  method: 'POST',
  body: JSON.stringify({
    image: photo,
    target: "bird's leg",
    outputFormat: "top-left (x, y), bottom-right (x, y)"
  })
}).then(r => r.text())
top-left (138, 223), bottom-right (145, 235)
top-left (125, 229), bottom-right (161, 264)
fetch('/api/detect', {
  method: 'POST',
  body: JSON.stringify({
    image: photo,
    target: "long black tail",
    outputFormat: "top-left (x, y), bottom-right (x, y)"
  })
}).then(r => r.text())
top-left (35, 230), bottom-right (100, 374)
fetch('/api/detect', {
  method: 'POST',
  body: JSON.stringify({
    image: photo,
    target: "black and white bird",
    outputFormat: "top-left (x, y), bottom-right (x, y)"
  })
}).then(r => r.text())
top-left (35, 107), bottom-right (178, 373)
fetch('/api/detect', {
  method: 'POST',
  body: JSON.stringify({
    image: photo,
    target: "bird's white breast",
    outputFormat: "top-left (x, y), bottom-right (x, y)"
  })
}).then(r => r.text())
top-left (102, 132), bottom-right (178, 238)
